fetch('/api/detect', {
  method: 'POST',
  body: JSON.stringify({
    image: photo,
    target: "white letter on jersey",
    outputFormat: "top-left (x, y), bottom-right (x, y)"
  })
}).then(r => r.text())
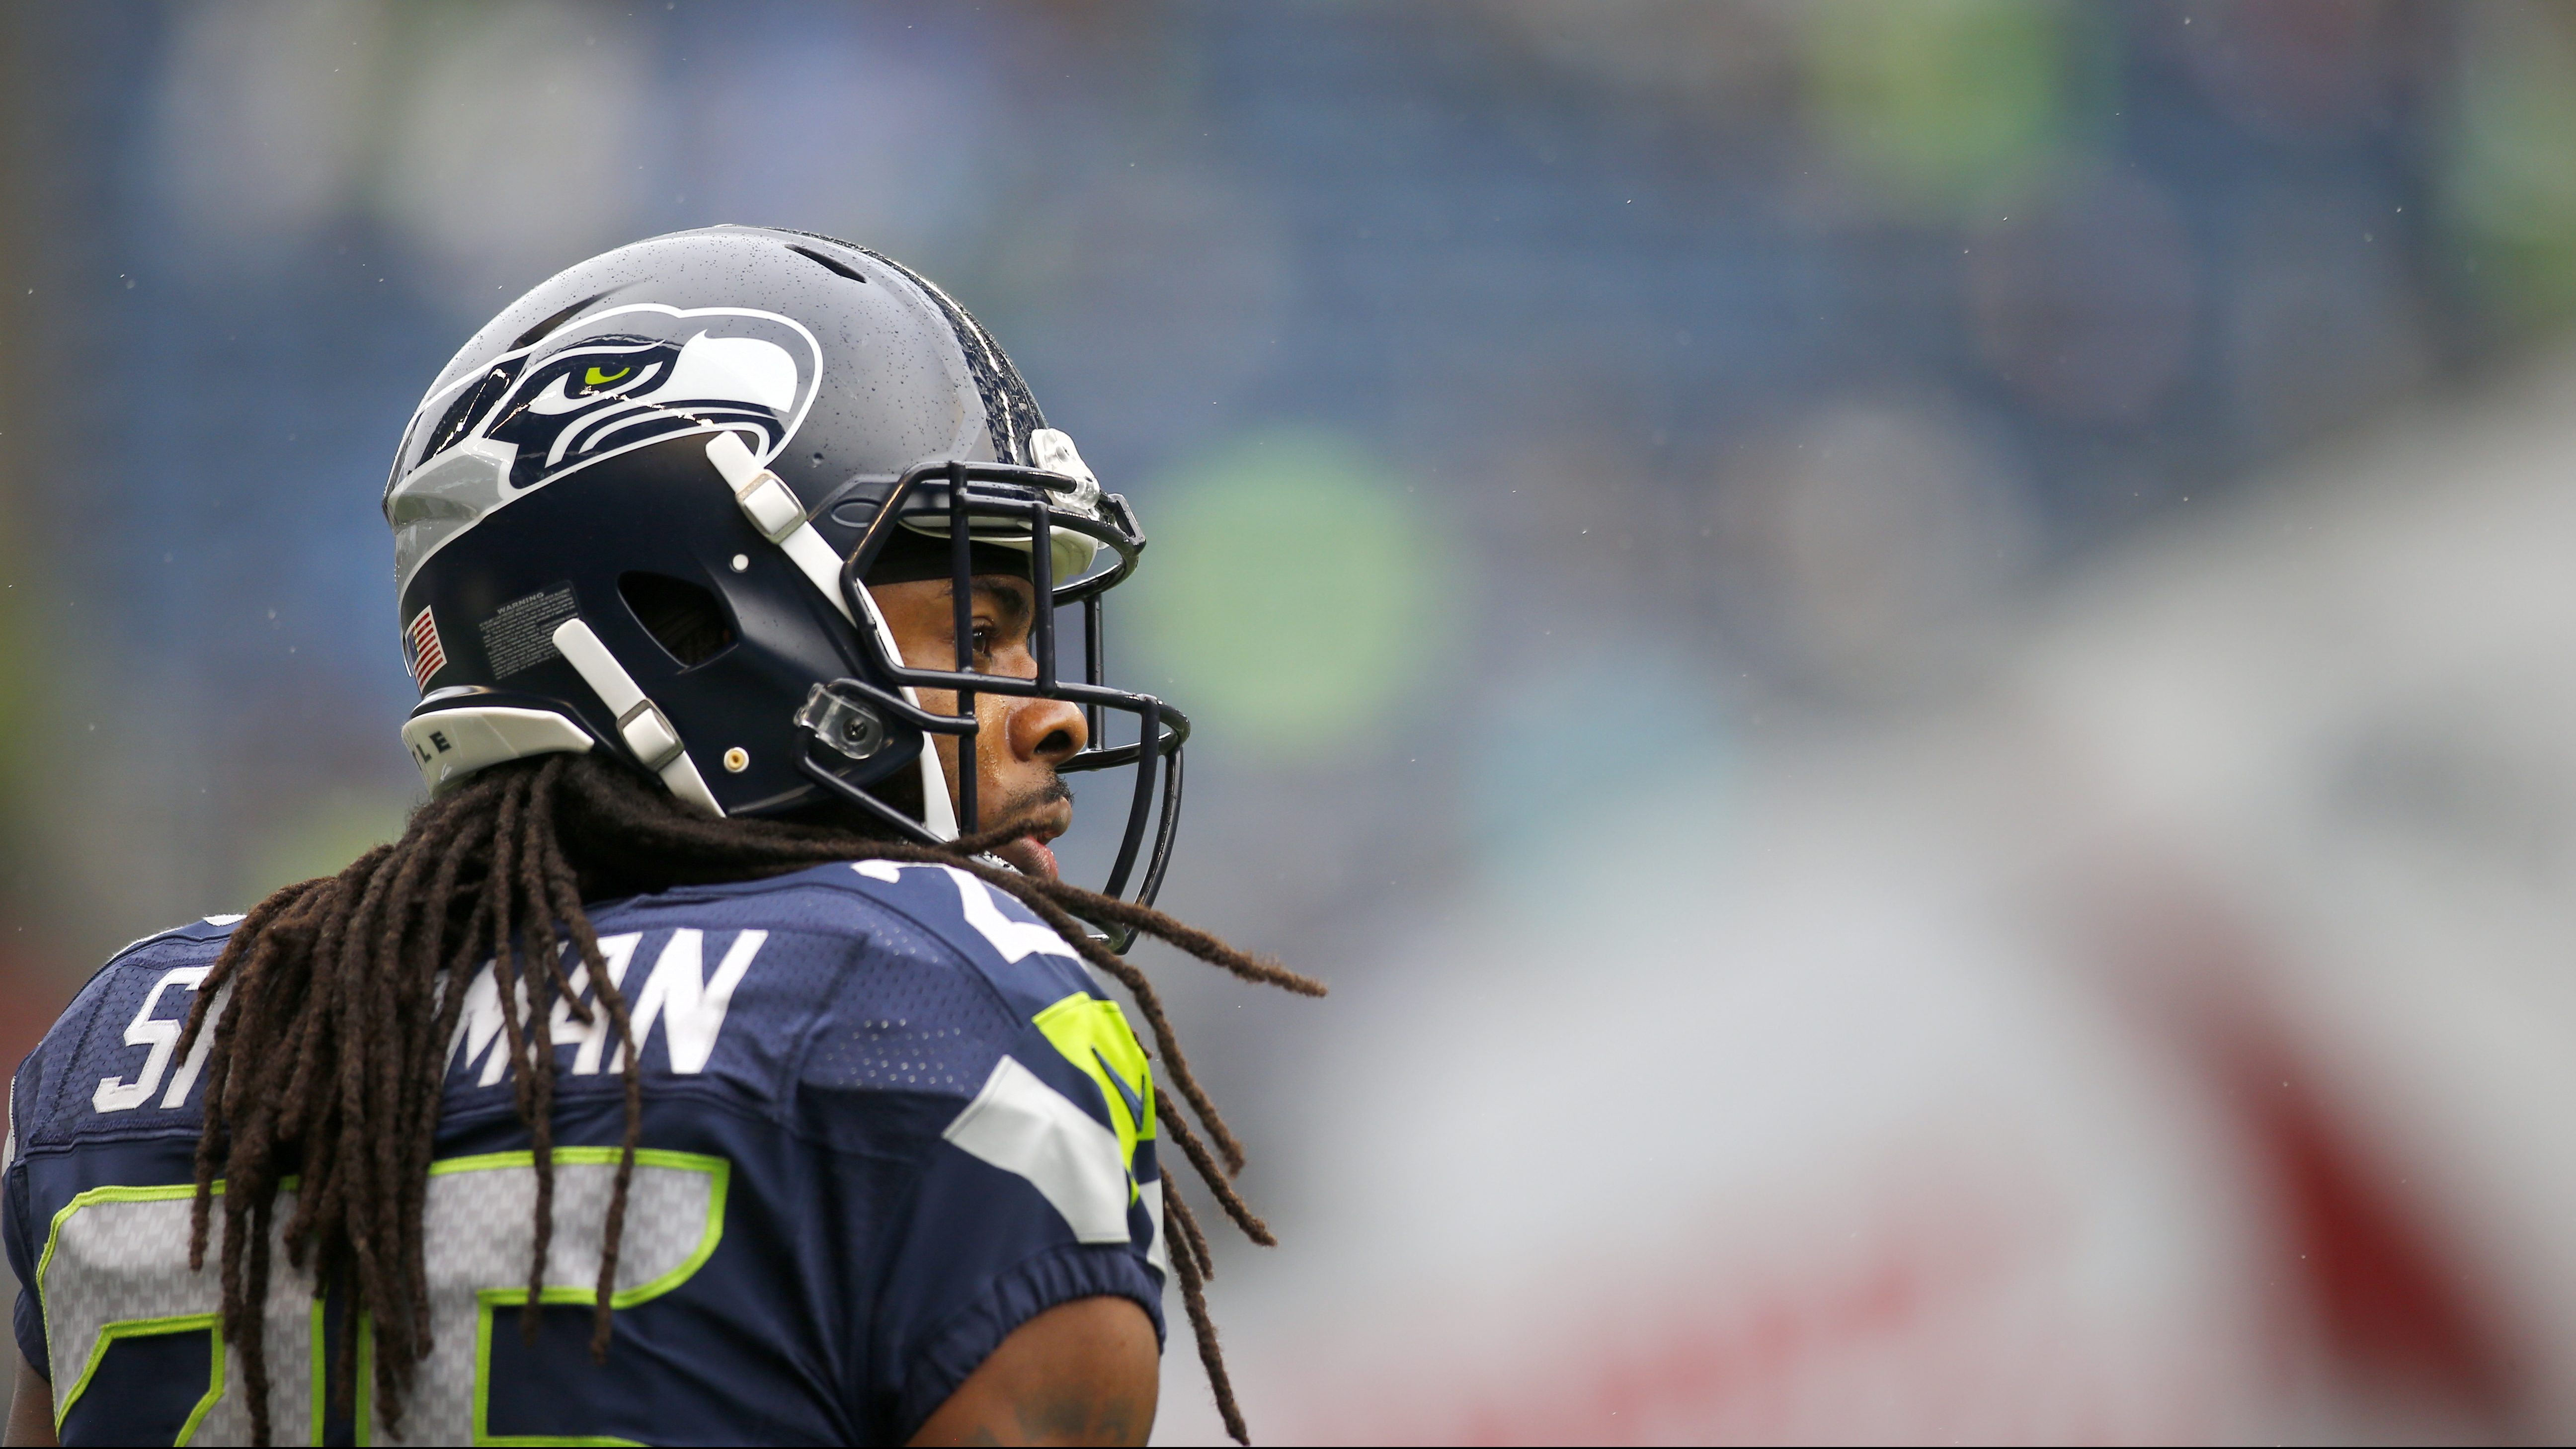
top-left (93, 967), bottom-right (210, 1113)
top-left (447, 964), bottom-right (515, 1087)
top-left (618, 929), bottom-right (764, 1075)
top-left (560, 933), bottom-right (643, 1075)
top-left (159, 981), bottom-right (228, 1108)
top-left (851, 861), bottom-right (1080, 963)
top-left (444, 930), bottom-right (756, 1084)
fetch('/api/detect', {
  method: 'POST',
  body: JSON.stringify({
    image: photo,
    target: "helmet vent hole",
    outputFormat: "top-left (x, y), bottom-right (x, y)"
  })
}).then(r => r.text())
top-left (619, 571), bottom-right (736, 668)
top-left (786, 244), bottom-right (869, 284)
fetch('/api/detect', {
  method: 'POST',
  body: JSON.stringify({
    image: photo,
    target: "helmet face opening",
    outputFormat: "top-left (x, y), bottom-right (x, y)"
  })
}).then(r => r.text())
top-left (799, 459), bottom-right (1189, 920)
top-left (385, 226), bottom-right (1190, 946)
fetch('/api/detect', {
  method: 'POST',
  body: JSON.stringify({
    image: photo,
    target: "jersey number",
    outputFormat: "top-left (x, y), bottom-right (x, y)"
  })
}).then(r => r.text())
top-left (37, 1150), bottom-right (727, 1446)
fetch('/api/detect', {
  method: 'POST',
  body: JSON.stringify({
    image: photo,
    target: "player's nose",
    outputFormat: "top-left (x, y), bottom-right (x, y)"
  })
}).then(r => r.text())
top-left (1007, 695), bottom-right (1087, 767)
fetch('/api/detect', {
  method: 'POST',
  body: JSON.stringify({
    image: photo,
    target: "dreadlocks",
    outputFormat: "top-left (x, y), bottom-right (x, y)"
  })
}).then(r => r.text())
top-left (172, 750), bottom-right (1321, 1445)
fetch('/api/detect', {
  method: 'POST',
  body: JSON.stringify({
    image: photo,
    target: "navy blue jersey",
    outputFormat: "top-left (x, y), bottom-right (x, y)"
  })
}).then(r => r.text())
top-left (2, 858), bottom-right (1167, 1446)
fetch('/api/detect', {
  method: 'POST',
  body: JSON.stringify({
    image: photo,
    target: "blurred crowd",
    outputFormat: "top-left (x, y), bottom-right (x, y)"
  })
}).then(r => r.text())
top-left (6, 3), bottom-right (2576, 1442)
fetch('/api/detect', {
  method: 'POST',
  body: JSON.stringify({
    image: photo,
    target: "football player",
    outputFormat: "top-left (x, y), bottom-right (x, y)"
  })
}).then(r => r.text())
top-left (0, 227), bottom-right (1318, 1446)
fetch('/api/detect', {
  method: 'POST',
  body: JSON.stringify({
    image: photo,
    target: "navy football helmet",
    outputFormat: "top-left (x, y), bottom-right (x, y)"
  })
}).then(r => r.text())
top-left (384, 226), bottom-right (1186, 926)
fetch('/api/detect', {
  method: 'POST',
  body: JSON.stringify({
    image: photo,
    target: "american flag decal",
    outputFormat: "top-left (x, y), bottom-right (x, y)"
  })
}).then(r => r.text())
top-left (404, 605), bottom-right (448, 691)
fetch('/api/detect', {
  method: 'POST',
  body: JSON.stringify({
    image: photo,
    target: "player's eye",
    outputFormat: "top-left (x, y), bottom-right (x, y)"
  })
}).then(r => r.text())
top-left (969, 623), bottom-right (996, 661)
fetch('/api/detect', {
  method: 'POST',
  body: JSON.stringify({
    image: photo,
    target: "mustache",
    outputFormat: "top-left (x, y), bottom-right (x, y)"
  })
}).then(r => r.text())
top-left (982, 774), bottom-right (1073, 830)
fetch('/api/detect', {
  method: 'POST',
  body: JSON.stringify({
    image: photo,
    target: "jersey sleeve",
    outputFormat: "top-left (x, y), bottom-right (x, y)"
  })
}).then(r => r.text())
top-left (790, 863), bottom-right (1168, 1443)
top-left (0, 921), bottom-right (235, 1393)
top-left (6, 1055), bottom-right (46, 1380)
top-left (867, 1025), bottom-right (1167, 1440)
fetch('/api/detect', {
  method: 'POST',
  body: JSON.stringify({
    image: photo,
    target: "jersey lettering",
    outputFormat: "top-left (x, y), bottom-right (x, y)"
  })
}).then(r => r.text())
top-left (15, 867), bottom-right (1168, 1445)
top-left (621, 928), bottom-right (764, 1074)
top-left (92, 968), bottom-right (211, 1114)
top-left (445, 928), bottom-right (764, 1084)
top-left (850, 861), bottom-right (1079, 964)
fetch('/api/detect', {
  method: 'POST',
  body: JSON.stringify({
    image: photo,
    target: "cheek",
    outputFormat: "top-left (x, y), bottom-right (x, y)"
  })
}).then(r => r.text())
top-left (989, 640), bottom-right (1042, 683)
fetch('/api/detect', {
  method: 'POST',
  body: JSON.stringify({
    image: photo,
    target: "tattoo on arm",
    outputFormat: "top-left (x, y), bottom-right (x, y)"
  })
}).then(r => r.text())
top-left (906, 1296), bottom-right (1158, 1448)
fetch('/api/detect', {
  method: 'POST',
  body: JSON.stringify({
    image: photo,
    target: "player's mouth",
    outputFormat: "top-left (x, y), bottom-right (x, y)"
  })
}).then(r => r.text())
top-left (987, 805), bottom-right (1070, 881)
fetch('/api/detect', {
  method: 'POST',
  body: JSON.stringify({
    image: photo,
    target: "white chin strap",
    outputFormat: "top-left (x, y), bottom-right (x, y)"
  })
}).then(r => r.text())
top-left (551, 617), bottom-right (726, 817)
top-left (705, 432), bottom-right (957, 841)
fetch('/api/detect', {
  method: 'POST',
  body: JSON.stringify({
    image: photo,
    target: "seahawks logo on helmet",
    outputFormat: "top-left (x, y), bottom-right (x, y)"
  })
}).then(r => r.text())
top-left (386, 304), bottom-right (822, 592)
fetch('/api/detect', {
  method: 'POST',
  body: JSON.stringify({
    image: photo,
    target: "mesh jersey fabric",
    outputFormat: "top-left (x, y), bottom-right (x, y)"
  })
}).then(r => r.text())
top-left (1, 858), bottom-right (1166, 1447)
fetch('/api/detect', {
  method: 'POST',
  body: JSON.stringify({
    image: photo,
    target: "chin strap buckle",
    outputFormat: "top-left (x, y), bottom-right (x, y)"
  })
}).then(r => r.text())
top-left (614, 697), bottom-right (687, 773)
top-left (550, 615), bottom-right (725, 817)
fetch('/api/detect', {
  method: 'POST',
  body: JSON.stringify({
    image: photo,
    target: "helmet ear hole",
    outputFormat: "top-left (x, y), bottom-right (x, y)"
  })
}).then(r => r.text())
top-left (619, 571), bottom-right (737, 668)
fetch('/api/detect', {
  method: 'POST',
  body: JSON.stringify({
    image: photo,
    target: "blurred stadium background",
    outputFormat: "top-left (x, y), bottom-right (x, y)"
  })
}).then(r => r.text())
top-left (7, 2), bottom-right (2576, 1442)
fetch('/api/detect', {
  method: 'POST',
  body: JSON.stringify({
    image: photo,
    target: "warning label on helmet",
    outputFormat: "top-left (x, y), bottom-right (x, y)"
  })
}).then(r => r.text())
top-left (480, 585), bottom-right (579, 678)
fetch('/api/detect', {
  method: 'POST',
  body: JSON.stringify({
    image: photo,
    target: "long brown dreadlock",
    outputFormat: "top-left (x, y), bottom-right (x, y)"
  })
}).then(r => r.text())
top-left (172, 749), bottom-right (1322, 1445)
